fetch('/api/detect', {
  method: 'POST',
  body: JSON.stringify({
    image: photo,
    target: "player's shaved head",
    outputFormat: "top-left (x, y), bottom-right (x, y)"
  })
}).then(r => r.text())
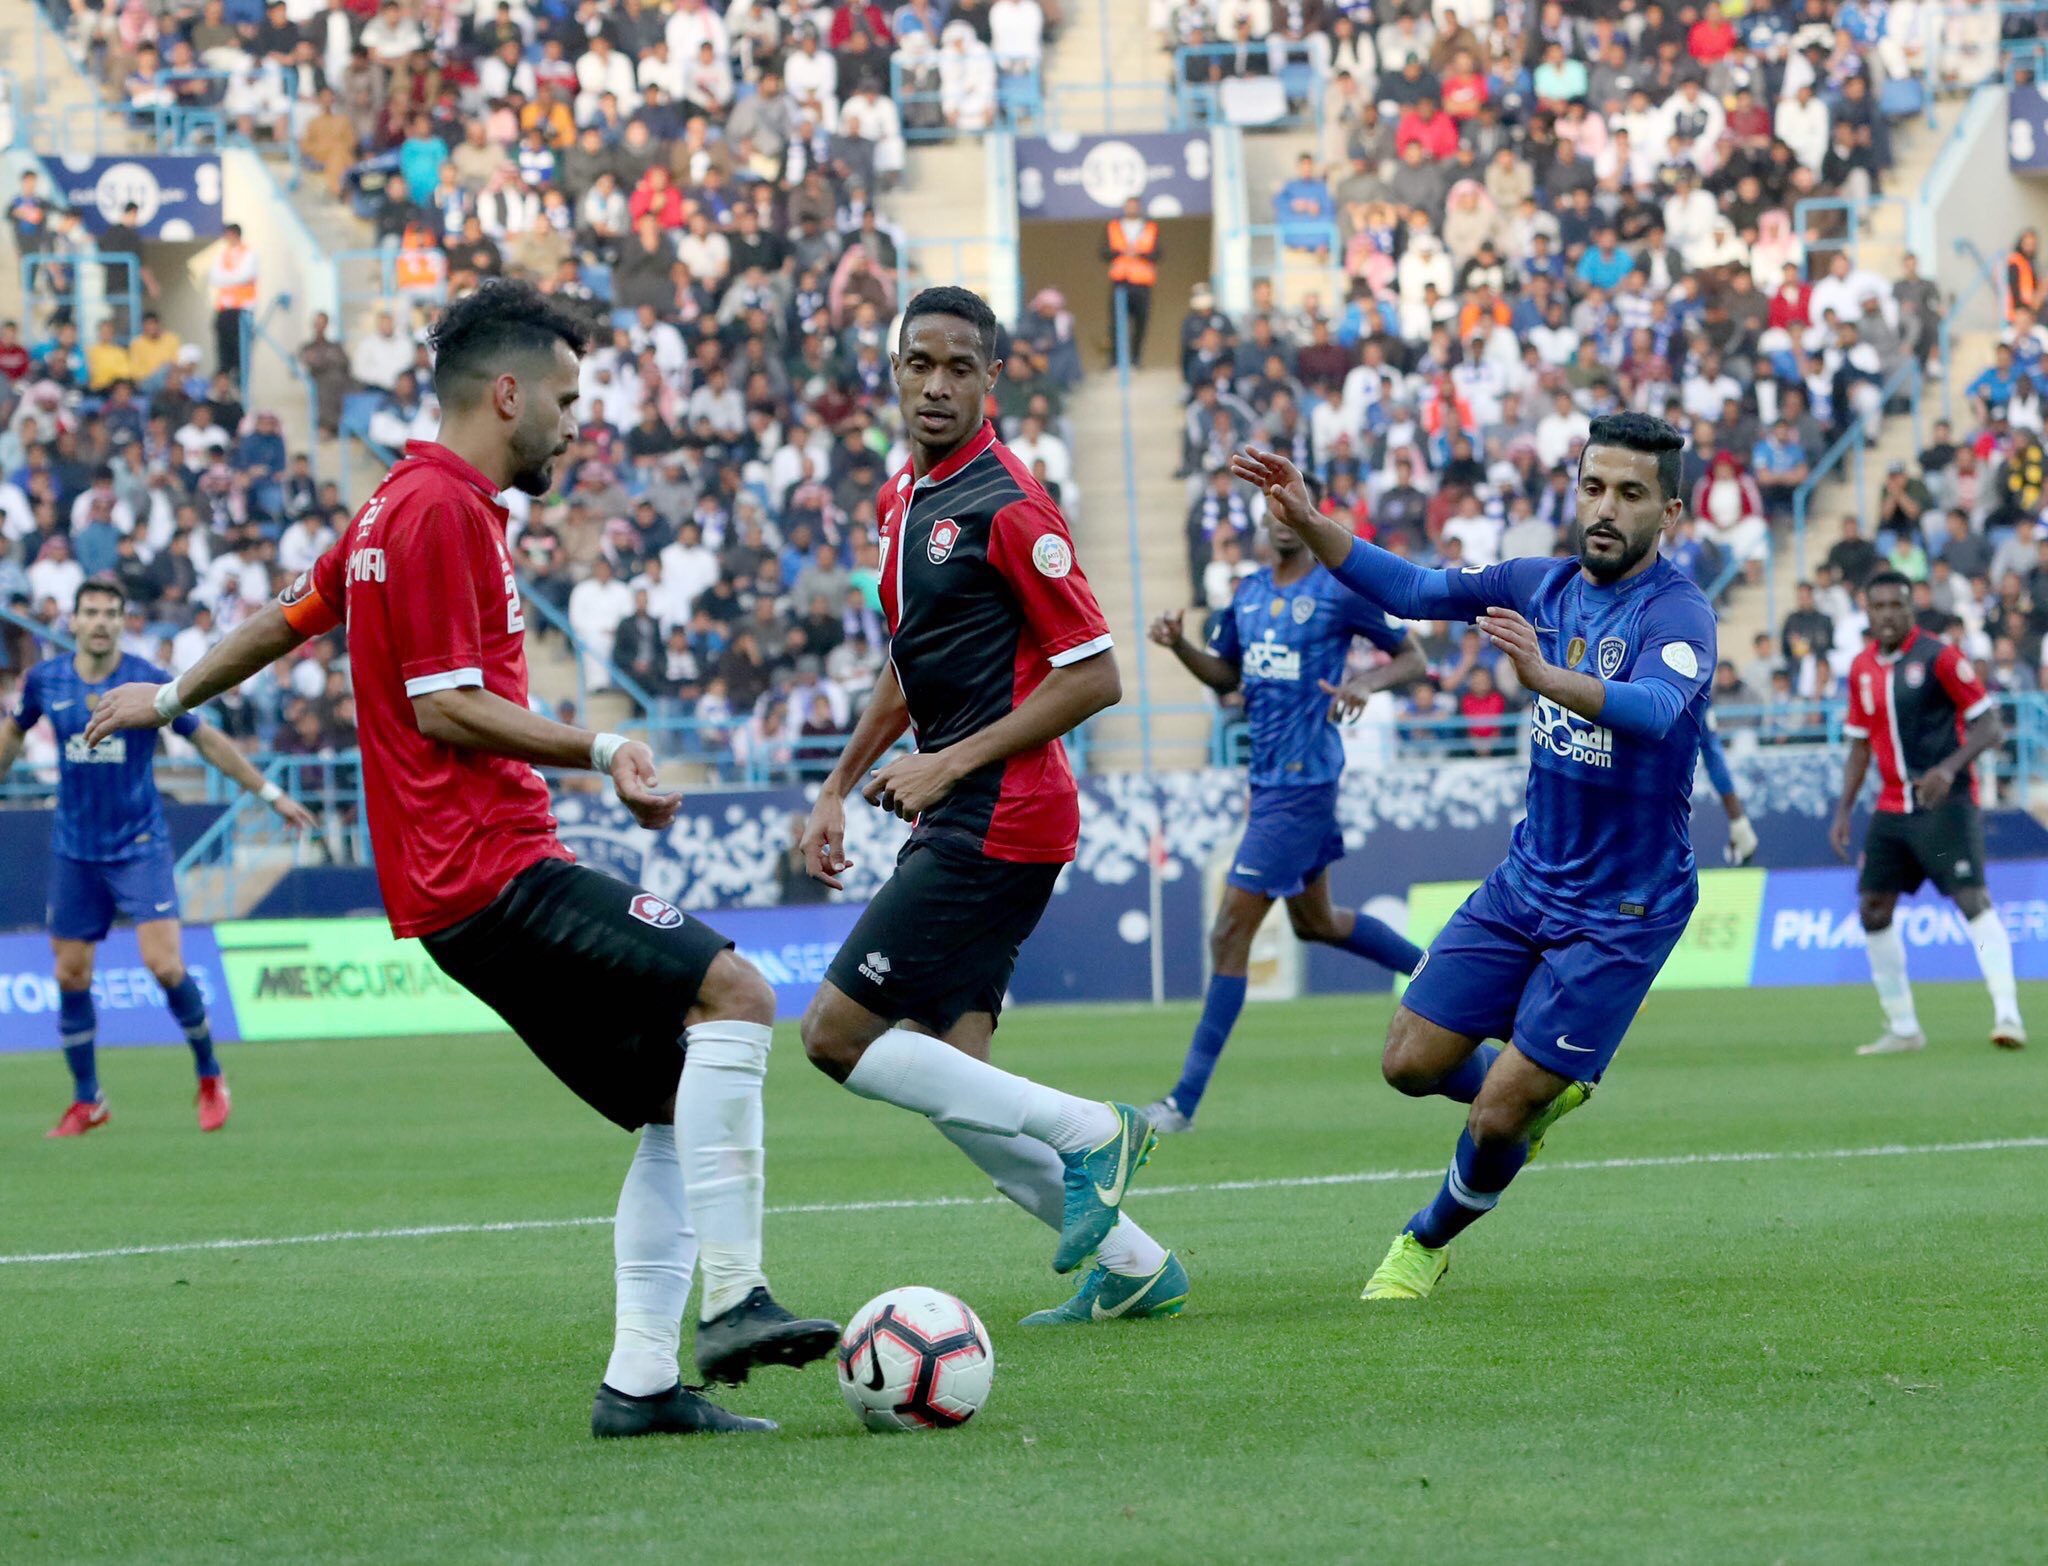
top-left (1574, 413), bottom-right (1686, 584)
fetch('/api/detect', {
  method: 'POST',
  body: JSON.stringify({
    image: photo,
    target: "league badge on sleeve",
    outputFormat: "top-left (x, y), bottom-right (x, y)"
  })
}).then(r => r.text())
top-left (628, 892), bottom-right (683, 929)
top-left (1597, 637), bottom-right (1628, 678)
top-left (1032, 534), bottom-right (1073, 578)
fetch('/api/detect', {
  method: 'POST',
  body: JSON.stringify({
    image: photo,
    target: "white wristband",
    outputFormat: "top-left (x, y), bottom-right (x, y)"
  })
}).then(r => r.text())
top-left (259, 782), bottom-right (284, 804)
top-left (590, 732), bottom-right (628, 773)
top-left (153, 681), bottom-right (189, 722)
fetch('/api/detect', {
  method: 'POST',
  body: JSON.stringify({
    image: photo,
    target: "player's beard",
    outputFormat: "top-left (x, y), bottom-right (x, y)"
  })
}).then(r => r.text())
top-left (1573, 521), bottom-right (1657, 583)
top-left (508, 418), bottom-right (566, 498)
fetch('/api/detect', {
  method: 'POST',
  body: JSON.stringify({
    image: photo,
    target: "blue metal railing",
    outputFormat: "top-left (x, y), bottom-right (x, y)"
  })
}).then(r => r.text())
top-left (1045, 81), bottom-right (1178, 135)
top-left (1941, 236), bottom-right (2003, 426)
top-left (1172, 43), bottom-right (1326, 131)
top-left (1793, 195), bottom-right (1914, 276)
top-left (513, 572), bottom-right (662, 718)
top-left (890, 55), bottom-right (1044, 143)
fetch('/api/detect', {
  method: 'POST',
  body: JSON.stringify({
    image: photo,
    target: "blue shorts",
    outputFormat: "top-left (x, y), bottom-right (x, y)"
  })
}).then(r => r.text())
top-left (1401, 868), bottom-right (1691, 1080)
top-left (48, 851), bottom-right (181, 944)
top-left (1225, 782), bottom-right (1346, 901)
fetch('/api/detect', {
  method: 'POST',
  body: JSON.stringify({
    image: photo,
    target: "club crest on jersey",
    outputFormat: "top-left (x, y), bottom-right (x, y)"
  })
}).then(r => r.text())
top-left (1292, 596), bottom-right (1316, 624)
top-left (1597, 637), bottom-right (1627, 678)
top-left (1566, 635), bottom-right (1587, 666)
top-left (927, 518), bottom-right (961, 564)
top-left (628, 893), bottom-right (683, 930)
top-left (1032, 534), bottom-right (1073, 578)
top-left (1905, 662), bottom-right (1926, 688)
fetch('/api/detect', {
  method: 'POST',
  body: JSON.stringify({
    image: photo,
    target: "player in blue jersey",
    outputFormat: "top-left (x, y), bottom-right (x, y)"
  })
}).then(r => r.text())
top-left (0, 581), bottom-right (315, 1137)
top-left (1233, 412), bottom-right (1716, 1300)
top-left (1700, 712), bottom-right (1759, 866)
top-left (1139, 491), bottom-right (1427, 1132)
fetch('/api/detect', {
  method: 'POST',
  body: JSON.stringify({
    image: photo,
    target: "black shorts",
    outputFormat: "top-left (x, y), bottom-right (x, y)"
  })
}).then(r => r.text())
top-left (421, 858), bottom-right (732, 1131)
top-left (823, 832), bottom-right (1062, 1036)
top-left (1859, 800), bottom-right (1989, 898)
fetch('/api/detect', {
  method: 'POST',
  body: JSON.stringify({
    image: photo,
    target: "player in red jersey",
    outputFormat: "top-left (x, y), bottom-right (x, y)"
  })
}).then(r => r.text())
top-left (1831, 570), bottom-right (2025, 1054)
top-left (797, 287), bottom-right (1186, 1327)
top-left (85, 282), bottom-right (835, 1438)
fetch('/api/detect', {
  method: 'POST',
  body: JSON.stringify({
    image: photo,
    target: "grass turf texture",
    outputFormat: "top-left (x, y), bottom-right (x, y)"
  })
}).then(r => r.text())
top-left (3, 986), bottom-right (2044, 1565)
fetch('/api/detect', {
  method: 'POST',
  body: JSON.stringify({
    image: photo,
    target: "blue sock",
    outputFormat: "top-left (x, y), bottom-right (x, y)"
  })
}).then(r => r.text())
top-left (1433, 1043), bottom-right (1500, 1105)
top-left (1335, 910), bottom-right (1425, 975)
top-left (59, 988), bottom-right (99, 1102)
top-left (1170, 973), bottom-right (1249, 1115)
top-left (163, 975), bottom-right (220, 1079)
top-left (1407, 1128), bottom-right (1529, 1249)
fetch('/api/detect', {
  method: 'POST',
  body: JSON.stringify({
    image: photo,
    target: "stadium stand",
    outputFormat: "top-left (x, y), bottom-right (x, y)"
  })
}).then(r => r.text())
top-left (0, 0), bottom-right (2040, 838)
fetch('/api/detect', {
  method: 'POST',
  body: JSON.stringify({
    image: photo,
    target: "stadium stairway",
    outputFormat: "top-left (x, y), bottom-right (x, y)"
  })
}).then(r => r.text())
top-left (1717, 94), bottom-right (1986, 660)
top-left (1035, 0), bottom-right (1160, 134)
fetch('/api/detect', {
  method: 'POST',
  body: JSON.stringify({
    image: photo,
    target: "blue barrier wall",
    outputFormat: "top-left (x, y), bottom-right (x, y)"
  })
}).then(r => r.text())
top-left (0, 803), bottom-right (227, 930)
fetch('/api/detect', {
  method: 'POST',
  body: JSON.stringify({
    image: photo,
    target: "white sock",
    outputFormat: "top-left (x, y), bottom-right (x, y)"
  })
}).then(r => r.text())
top-left (935, 1122), bottom-right (1168, 1277)
top-left (844, 1028), bottom-right (1117, 1152)
top-left (604, 1124), bottom-right (696, 1397)
top-left (679, 1021), bottom-right (771, 1321)
top-left (1865, 922), bottom-right (1921, 1036)
top-left (1966, 908), bottom-right (2022, 1025)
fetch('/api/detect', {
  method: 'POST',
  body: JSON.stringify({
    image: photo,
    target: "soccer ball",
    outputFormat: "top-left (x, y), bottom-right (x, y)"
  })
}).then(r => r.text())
top-left (835, 1286), bottom-right (995, 1432)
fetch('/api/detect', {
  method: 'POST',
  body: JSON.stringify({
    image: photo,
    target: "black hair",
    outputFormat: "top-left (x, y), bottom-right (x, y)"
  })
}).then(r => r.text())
top-left (429, 278), bottom-right (593, 405)
top-left (1581, 411), bottom-right (1686, 502)
top-left (897, 285), bottom-right (999, 365)
top-left (1865, 568), bottom-right (1914, 599)
top-left (74, 578), bottom-right (124, 612)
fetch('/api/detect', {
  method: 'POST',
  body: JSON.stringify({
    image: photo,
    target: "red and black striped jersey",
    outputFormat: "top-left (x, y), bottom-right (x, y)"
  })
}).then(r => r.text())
top-left (877, 422), bottom-right (1113, 863)
top-left (1844, 629), bottom-right (1993, 813)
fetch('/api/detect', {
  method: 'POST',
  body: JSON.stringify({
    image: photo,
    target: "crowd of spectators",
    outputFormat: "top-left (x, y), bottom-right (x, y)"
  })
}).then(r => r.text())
top-left (6, 0), bottom-right (1090, 788)
top-left (1156, 0), bottom-right (2003, 755)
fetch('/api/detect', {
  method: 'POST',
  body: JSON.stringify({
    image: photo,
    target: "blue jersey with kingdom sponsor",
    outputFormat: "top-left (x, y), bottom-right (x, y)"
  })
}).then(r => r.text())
top-left (10, 654), bottom-right (200, 863)
top-left (1207, 562), bottom-right (1410, 788)
top-left (1331, 547), bottom-right (1715, 922)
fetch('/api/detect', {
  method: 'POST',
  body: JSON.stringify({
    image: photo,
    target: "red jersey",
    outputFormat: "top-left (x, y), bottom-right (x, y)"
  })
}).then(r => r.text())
top-left (281, 442), bottom-right (569, 936)
top-left (877, 422), bottom-right (1113, 863)
top-left (1843, 629), bottom-right (1994, 813)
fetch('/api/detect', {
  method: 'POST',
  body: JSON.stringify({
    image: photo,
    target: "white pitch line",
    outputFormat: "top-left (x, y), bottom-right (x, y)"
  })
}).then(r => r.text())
top-left (5, 1135), bottom-right (2044, 1268)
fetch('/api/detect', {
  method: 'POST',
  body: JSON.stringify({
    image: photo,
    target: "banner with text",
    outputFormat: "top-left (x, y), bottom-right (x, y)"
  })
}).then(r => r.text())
top-left (0, 927), bottom-right (237, 1053)
top-left (55, 154), bottom-right (225, 240)
top-left (1015, 132), bottom-right (1213, 220)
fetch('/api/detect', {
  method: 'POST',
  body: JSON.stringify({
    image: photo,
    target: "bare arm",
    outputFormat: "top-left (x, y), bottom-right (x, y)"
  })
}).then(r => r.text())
top-left (1324, 638), bottom-right (1428, 721)
top-left (1914, 708), bottom-right (2003, 808)
top-left (189, 723), bottom-right (318, 831)
top-left (801, 662), bottom-right (913, 889)
top-left (412, 685), bottom-right (681, 830)
top-left (1149, 608), bottom-right (1239, 694)
top-left (83, 601), bottom-right (310, 747)
top-left (0, 716), bottom-right (22, 777)
top-left (863, 649), bottom-right (1122, 822)
top-left (1830, 736), bottom-right (1871, 860)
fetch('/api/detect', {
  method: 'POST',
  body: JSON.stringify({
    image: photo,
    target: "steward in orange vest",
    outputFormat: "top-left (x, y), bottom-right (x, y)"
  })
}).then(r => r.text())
top-left (1101, 196), bottom-right (1160, 363)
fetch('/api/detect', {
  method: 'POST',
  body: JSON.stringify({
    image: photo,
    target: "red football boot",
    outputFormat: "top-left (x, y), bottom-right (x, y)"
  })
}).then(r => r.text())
top-left (196, 1075), bottom-right (232, 1133)
top-left (47, 1100), bottom-right (111, 1138)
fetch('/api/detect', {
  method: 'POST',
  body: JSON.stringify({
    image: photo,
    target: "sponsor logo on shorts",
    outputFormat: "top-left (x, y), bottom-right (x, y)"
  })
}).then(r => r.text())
top-left (1555, 1034), bottom-right (1595, 1054)
top-left (1597, 636), bottom-right (1628, 679)
top-left (927, 517), bottom-right (961, 564)
top-left (858, 950), bottom-right (892, 984)
top-left (628, 893), bottom-right (683, 929)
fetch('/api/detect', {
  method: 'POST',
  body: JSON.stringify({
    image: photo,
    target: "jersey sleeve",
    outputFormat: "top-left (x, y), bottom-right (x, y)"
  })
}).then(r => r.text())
top-left (1629, 592), bottom-right (1716, 703)
top-left (1339, 592), bottom-right (1413, 654)
top-left (10, 665), bottom-right (40, 729)
top-left (986, 495), bottom-right (1114, 667)
top-left (1205, 594), bottom-right (1244, 666)
top-left (1843, 656), bottom-right (1871, 739)
top-left (387, 508), bottom-right (491, 696)
top-left (279, 533), bottom-right (347, 637)
top-left (1332, 537), bottom-right (1553, 620)
top-left (1699, 714), bottom-right (1737, 797)
top-left (1933, 644), bottom-right (1995, 721)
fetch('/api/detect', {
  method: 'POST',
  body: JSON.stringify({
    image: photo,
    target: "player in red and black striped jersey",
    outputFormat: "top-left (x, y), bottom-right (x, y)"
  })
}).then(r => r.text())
top-left (81, 282), bottom-right (834, 1435)
top-left (1830, 571), bottom-right (2025, 1054)
top-left (797, 288), bottom-right (1187, 1326)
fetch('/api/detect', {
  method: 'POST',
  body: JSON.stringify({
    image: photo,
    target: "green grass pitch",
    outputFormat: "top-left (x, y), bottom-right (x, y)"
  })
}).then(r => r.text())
top-left (3, 985), bottom-right (2044, 1564)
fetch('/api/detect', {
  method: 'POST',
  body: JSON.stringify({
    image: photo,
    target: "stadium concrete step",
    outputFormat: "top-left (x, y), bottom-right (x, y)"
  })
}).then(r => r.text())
top-left (1036, 0), bottom-right (1168, 134)
top-left (1238, 127), bottom-right (1345, 313)
top-left (884, 138), bottom-right (1009, 300)
top-left (1063, 364), bottom-right (1216, 772)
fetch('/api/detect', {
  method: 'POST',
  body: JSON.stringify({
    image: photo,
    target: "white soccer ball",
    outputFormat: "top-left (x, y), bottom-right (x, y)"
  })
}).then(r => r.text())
top-left (835, 1286), bottom-right (995, 1432)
